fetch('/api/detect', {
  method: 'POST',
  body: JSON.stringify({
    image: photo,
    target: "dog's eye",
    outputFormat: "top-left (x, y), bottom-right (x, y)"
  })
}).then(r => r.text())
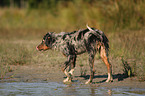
top-left (47, 37), bottom-right (51, 41)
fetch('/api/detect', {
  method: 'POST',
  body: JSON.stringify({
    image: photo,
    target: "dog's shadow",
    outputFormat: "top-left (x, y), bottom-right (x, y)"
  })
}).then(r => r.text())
top-left (75, 73), bottom-right (128, 83)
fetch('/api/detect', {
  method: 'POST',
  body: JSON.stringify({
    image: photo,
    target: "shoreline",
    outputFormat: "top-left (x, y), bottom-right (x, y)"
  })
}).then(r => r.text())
top-left (1, 63), bottom-right (145, 89)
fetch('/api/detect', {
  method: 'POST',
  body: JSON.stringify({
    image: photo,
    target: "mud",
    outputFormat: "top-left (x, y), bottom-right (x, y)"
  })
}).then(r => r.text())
top-left (1, 62), bottom-right (145, 89)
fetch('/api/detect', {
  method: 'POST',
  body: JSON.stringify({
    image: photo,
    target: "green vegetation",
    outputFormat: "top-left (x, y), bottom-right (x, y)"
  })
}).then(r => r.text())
top-left (1, 0), bottom-right (145, 31)
top-left (0, 0), bottom-right (145, 80)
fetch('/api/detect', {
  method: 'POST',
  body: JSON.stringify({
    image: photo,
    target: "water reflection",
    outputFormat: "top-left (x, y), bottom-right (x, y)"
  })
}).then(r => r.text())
top-left (64, 83), bottom-right (113, 96)
top-left (108, 89), bottom-right (112, 96)
top-left (0, 82), bottom-right (145, 96)
top-left (90, 87), bottom-right (96, 96)
top-left (63, 85), bottom-right (79, 96)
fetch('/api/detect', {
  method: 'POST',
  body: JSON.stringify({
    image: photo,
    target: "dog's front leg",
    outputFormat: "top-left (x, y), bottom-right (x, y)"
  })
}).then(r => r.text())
top-left (61, 55), bottom-right (75, 83)
top-left (63, 69), bottom-right (72, 83)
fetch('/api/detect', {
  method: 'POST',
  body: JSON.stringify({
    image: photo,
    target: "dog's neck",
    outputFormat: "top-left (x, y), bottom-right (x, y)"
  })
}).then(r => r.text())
top-left (51, 32), bottom-right (68, 51)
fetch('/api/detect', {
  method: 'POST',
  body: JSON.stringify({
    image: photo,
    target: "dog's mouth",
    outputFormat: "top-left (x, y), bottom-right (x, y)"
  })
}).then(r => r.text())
top-left (36, 46), bottom-right (49, 51)
top-left (36, 46), bottom-right (43, 51)
top-left (36, 46), bottom-right (39, 51)
top-left (36, 47), bottom-right (44, 51)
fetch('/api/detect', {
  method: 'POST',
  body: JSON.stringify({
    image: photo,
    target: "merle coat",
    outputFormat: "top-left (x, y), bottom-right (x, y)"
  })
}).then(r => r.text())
top-left (36, 26), bottom-right (113, 84)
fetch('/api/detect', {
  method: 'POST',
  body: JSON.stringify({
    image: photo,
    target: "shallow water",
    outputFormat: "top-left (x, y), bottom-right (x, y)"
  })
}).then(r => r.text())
top-left (0, 82), bottom-right (145, 96)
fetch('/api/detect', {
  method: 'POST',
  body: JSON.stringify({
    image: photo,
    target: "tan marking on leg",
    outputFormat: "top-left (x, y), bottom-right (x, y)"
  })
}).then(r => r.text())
top-left (100, 46), bottom-right (113, 82)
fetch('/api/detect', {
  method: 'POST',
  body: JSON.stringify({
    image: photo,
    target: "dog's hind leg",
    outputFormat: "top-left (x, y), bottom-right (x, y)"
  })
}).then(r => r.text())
top-left (100, 46), bottom-right (113, 82)
top-left (85, 52), bottom-right (96, 84)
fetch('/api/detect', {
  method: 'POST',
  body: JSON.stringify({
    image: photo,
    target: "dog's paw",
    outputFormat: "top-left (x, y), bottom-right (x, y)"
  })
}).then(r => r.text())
top-left (85, 79), bottom-right (92, 84)
top-left (106, 79), bottom-right (113, 82)
top-left (63, 77), bottom-right (72, 83)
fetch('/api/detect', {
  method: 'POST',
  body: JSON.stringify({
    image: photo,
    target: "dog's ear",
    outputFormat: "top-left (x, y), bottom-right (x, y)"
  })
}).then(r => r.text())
top-left (49, 32), bottom-right (54, 34)
top-left (49, 32), bottom-right (56, 39)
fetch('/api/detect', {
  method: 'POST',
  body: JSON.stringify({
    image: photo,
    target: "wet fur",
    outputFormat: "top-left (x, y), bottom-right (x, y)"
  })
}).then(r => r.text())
top-left (36, 26), bottom-right (113, 84)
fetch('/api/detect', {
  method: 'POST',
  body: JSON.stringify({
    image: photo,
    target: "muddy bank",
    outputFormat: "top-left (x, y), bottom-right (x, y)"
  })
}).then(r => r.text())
top-left (1, 62), bottom-right (145, 89)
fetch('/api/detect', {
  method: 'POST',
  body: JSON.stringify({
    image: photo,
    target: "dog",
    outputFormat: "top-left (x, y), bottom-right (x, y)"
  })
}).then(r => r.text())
top-left (36, 26), bottom-right (113, 84)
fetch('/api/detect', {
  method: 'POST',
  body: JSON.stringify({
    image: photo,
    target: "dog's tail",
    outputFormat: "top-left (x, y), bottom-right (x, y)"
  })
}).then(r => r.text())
top-left (87, 25), bottom-right (109, 51)
top-left (86, 24), bottom-right (94, 32)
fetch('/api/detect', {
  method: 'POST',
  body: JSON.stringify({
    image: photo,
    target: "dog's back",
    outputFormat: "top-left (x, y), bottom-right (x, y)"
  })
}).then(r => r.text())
top-left (53, 27), bottom-right (109, 55)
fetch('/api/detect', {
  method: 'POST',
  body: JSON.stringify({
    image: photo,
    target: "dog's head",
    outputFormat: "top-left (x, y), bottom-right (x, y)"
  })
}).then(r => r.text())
top-left (36, 32), bottom-right (55, 51)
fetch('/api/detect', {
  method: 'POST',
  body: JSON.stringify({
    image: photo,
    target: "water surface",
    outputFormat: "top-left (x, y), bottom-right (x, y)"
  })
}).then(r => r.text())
top-left (0, 82), bottom-right (145, 96)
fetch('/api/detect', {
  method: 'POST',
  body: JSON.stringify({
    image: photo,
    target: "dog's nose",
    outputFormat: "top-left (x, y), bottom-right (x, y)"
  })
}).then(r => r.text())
top-left (36, 46), bottom-right (39, 50)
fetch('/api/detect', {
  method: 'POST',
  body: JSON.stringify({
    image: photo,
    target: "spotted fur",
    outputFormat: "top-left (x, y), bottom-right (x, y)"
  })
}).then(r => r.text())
top-left (36, 26), bottom-right (113, 84)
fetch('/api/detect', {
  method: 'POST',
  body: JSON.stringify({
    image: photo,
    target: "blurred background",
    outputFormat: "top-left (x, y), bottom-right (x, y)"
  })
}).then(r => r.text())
top-left (0, 0), bottom-right (145, 81)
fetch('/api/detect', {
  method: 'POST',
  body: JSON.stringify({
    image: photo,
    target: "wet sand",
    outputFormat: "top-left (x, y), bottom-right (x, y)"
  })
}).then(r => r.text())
top-left (1, 62), bottom-right (145, 89)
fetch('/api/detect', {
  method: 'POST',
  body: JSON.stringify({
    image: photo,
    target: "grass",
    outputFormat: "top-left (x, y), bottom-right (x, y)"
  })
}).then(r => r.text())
top-left (0, 29), bottom-right (144, 80)
top-left (0, 41), bottom-right (33, 79)
top-left (0, 0), bottom-right (145, 80)
top-left (109, 29), bottom-right (145, 80)
top-left (1, 1), bottom-right (144, 32)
